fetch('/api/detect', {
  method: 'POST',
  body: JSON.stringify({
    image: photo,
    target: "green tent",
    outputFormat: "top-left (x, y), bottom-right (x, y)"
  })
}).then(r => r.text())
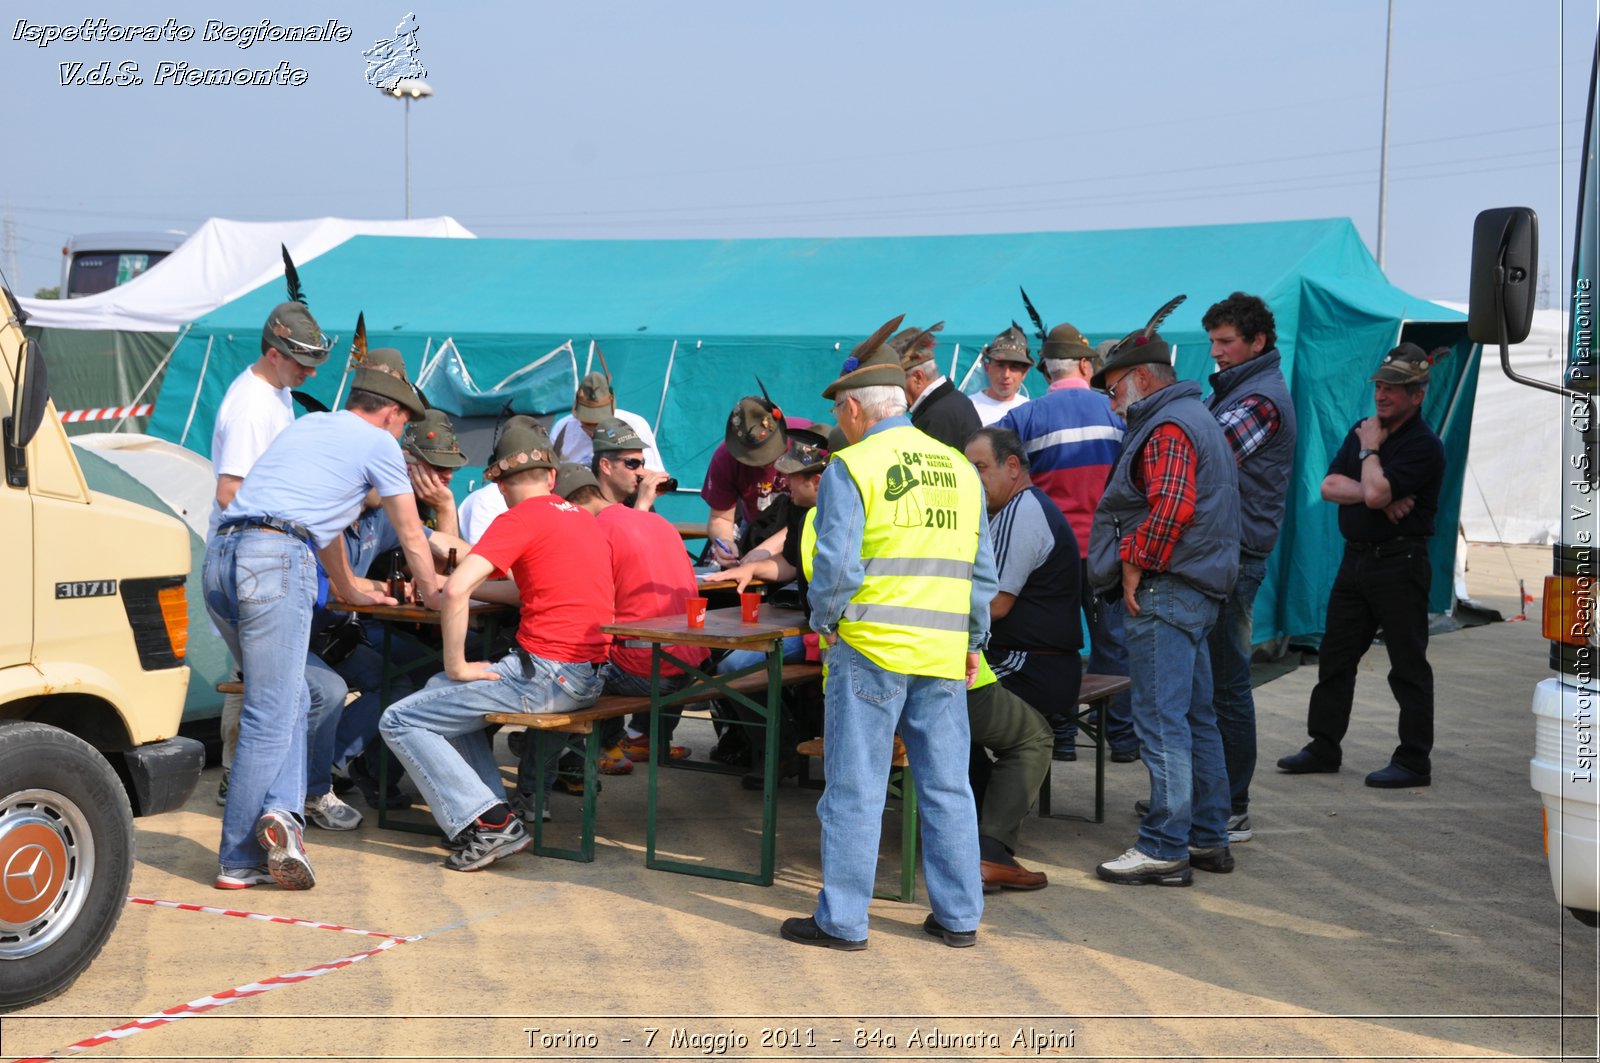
top-left (148, 219), bottom-right (1475, 646)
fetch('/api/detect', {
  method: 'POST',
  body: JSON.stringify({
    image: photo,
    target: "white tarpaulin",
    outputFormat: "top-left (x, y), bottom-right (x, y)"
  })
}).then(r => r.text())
top-left (19, 215), bottom-right (475, 332)
top-left (1449, 303), bottom-right (1569, 544)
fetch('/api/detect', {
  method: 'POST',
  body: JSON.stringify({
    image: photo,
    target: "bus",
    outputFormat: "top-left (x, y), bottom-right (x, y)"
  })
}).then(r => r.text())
top-left (59, 230), bottom-right (186, 299)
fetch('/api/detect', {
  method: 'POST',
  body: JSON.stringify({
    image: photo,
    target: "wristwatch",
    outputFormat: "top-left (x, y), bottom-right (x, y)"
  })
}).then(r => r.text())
top-left (1358, 448), bottom-right (1379, 461)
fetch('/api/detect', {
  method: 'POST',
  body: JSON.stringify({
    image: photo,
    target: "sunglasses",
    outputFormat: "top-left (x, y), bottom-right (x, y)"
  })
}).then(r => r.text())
top-left (619, 457), bottom-right (646, 470)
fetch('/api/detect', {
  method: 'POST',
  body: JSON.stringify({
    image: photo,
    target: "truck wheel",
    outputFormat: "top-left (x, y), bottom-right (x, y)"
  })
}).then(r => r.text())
top-left (0, 721), bottom-right (134, 1012)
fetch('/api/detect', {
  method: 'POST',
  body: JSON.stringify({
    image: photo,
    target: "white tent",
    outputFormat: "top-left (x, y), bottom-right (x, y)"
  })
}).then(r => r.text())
top-left (1448, 303), bottom-right (1568, 544)
top-left (20, 215), bottom-right (475, 331)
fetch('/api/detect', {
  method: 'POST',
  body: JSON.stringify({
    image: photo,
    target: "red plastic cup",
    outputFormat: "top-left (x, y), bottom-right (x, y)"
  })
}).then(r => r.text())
top-left (686, 597), bottom-right (709, 628)
top-left (740, 591), bottom-right (761, 623)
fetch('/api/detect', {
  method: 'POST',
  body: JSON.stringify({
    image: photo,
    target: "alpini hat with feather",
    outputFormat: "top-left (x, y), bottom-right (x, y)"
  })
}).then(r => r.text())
top-left (262, 244), bottom-right (330, 367)
top-left (889, 321), bottom-right (944, 371)
top-left (573, 346), bottom-right (616, 425)
top-left (725, 380), bottom-right (788, 467)
top-left (823, 314), bottom-right (908, 400)
top-left (346, 313), bottom-right (427, 419)
top-left (1091, 294), bottom-right (1187, 391)
top-left (984, 322), bottom-right (1034, 366)
top-left (402, 408), bottom-right (467, 468)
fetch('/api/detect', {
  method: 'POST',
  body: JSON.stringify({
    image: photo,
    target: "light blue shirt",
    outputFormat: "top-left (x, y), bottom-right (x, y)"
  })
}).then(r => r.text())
top-left (225, 411), bottom-right (413, 548)
top-left (808, 414), bottom-right (997, 651)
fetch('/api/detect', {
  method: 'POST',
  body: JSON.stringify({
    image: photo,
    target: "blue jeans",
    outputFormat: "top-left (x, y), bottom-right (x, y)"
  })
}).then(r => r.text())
top-left (1082, 560), bottom-right (1135, 754)
top-left (814, 639), bottom-right (983, 941)
top-left (380, 650), bottom-right (603, 839)
top-left (1124, 575), bottom-right (1230, 860)
top-left (1207, 553), bottom-right (1266, 816)
top-left (203, 528), bottom-right (319, 869)
top-left (303, 655), bottom-right (351, 797)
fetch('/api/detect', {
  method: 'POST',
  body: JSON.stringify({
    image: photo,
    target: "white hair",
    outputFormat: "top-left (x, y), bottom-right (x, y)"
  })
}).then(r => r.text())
top-left (840, 384), bottom-right (907, 423)
top-left (1041, 357), bottom-right (1079, 381)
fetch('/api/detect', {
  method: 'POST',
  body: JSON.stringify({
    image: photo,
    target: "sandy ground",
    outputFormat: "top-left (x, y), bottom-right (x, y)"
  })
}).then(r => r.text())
top-left (4, 543), bottom-right (1594, 1063)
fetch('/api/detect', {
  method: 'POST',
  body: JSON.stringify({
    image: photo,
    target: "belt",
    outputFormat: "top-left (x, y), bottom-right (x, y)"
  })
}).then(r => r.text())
top-left (1346, 537), bottom-right (1421, 555)
top-left (513, 644), bottom-right (601, 675)
top-left (218, 516), bottom-right (315, 548)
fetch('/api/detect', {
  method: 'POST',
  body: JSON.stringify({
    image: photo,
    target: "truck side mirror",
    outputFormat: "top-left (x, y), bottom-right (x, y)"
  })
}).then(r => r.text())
top-left (1468, 206), bottom-right (1538, 345)
top-left (5, 336), bottom-right (50, 487)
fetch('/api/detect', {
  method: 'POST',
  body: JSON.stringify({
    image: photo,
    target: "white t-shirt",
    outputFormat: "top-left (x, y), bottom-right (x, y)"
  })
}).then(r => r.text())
top-left (549, 407), bottom-right (665, 471)
top-left (970, 389), bottom-right (1031, 426)
top-left (208, 366), bottom-right (294, 538)
top-left (457, 482), bottom-right (508, 544)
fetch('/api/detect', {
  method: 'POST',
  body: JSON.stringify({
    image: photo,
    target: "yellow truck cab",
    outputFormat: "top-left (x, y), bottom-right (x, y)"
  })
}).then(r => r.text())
top-left (0, 284), bottom-right (202, 1010)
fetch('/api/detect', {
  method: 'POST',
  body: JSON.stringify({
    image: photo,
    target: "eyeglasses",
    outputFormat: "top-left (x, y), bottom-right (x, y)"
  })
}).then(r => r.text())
top-left (1105, 371), bottom-right (1132, 399)
top-left (831, 398), bottom-right (850, 414)
top-left (619, 457), bottom-right (645, 470)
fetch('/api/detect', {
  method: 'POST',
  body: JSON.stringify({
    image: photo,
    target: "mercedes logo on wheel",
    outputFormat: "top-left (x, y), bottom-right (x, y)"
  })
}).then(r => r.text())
top-left (3, 845), bottom-right (54, 906)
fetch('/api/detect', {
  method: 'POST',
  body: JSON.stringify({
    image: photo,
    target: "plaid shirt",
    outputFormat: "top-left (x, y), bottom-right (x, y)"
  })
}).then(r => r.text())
top-left (1121, 423), bottom-right (1197, 572)
top-left (1215, 395), bottom-right (1282, 466)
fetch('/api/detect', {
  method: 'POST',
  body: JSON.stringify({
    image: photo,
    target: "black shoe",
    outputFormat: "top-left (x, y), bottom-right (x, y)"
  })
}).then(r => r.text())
top-left (1110, 748), bottom-right (1140, 763)
top-left (348, 752), bottom-right (412, 810)
top-left (1276, 749), bottom-right (1340, 774)
top-left (922, 914), bottom-right (977, 948)
top-left (1365, 762), bottom-right (1430, 788)
top-left (1188, 845), bottom-right (1235, 874)
top-left (780, 916), bottom-right (867, 951)
top-left (741, 756), bottom-right (800, 791)
top-left (1052, 745), bottom-right (1077, 762)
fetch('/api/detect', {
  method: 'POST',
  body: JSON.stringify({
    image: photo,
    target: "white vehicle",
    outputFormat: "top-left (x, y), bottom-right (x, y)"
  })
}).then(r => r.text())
top-left (59, 231), bottom-right (186, 299)
top-left (1467, 41), bottom-right (1599, 927)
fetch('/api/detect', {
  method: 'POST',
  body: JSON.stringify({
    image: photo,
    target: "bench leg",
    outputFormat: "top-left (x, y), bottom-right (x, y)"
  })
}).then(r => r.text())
top-left (1036, 697), bottom-right (1110, 824)
top-left (530, 731), bottom-right (598, 863)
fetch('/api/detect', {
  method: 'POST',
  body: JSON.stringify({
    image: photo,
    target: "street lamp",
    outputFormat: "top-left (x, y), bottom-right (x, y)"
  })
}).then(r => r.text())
top-left (381, 78), bottom-right (433, 219)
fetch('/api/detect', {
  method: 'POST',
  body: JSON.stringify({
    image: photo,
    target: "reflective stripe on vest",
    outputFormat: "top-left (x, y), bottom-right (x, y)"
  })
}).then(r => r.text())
top-left (833, 423), bottom-right (981, 680)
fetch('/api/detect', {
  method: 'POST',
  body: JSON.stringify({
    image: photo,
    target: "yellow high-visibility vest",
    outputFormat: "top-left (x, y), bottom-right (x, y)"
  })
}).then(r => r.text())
top-left (829, 424), bottom-right (982, 680)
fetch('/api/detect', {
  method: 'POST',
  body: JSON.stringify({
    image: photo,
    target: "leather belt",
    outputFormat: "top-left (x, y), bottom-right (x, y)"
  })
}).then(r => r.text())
top-left (218, 516), bottom-right (315, 548)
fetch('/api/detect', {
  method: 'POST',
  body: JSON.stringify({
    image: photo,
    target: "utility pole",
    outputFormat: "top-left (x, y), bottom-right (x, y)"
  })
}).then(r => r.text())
top-left (1376, 0), bottom-right (1394, 270)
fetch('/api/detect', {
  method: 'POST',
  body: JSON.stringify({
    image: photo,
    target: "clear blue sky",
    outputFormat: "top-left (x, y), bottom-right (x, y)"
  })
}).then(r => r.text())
top-left (3, 1), bottom-right (1591, 305)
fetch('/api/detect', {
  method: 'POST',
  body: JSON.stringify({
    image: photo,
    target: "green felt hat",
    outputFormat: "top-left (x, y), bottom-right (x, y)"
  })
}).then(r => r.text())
top-left (591, 416), bottom-right (646, 455)
top-left (554, 462), bottom-right (601, 499)
top-left (402, 408), bottom-right (467, 468)
top-left (352, 346), bottom-right (427, 419)
top-left (1091, 295), bottom-right (1187, 391)
top-left (984, 323), bottom-right (1034, 366)
top-left (262, 301), bottom-right (331, 367)
top-left (484, 420), bottom-right (557, 482)
top-left (724, 396), bottom-right (787, 466)
top-left (890, 321), bottom-right (944, 371)
top-left (822, 314), bottom-right (908, 400)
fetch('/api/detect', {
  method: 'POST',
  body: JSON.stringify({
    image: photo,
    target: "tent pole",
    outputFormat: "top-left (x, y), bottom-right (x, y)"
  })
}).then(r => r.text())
top-left (653, 339), bottom-right (679, 436)
top-left (111, 323), bottom-right (190, 436)
top-left (956, 343), bottom-right (983, 393)
top-left (949, 341), bottom-right (960, 381)
top-left (179, 334), bottom-right (215, 447)
top-left (584, 339), bottom-right (595, 377)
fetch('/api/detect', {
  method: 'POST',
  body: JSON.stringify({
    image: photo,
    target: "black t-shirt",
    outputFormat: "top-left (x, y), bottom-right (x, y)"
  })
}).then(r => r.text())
top-left (989, 486), bottom-right (1082, 652)
top-left (778, 498), bottom-right (812, 611)
top-left (1328, 412), bottom-right (1446, 542)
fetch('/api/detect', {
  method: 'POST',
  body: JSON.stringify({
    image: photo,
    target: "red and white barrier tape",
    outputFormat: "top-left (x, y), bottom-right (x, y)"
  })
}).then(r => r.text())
top-left (127, 896), bottom-right (411, 941)
top-left (57, 403), bottom-right (153, 423)
top-left (13, 897), bottom-right (417, 1063)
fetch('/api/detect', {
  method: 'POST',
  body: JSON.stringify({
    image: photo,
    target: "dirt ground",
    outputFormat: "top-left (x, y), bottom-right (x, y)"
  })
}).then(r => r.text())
top-left (4, 543), bottom-right (1594, 1063)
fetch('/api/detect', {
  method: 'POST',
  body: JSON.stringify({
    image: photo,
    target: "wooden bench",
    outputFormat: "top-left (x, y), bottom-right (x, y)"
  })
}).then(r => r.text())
top-left (485, 663), bottom-right (824, 863)
top-left (795, 736), bottom-right (917, 903)
top-left (1037, 672), bottom-right (1133, 824)
top-left (216, 681), bottom-right (244, 695)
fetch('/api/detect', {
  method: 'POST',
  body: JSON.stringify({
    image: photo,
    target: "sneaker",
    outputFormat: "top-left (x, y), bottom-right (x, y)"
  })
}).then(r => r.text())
top-left (1095, 846), bottom-right (1192, 887)
top-left (304, 790), bottom-right (363, 831)
top-left (508, 790), bottom-right (553, 823)
top-left (1189, 845), bottom-right (1235, 874)
top-left (444, 817), bottom-right (531, 871)
top-left (215, 766), bottom-right (230, 807)
top-left (214, 864), bottom-right (273, 890)
top-left (598, 744), bottom-right (635, 776)
top-left (620, 734), bottom-right (691, 763)
top-left (1228, 813), bottom-right (1253, 843)
top-left (254, 811), bottom-right (315, 890)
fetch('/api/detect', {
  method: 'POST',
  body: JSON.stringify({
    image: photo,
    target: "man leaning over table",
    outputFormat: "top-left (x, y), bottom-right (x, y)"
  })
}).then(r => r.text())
top-left (780, 313), bottom-right (997, 952)
top-left (379, 421), bottom-right (614, 872)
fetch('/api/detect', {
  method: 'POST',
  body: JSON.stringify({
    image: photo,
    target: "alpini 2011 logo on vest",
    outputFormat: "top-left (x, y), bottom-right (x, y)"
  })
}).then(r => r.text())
top-left (889, 448), bottom-right (961, 530)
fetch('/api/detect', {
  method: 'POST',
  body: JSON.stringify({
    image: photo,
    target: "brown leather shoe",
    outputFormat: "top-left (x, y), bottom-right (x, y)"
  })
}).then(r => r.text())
top-left (981, 859), bottom-right (1048, 892)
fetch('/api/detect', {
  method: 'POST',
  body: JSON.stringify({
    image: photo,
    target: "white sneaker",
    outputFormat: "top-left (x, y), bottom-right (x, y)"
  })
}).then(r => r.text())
top-left (1095, 846), bottom-right (1192, 886)
top-left (304, 790), bottom-right (363, 831)
top-left (1227, 813), bottom-right (1254, 843)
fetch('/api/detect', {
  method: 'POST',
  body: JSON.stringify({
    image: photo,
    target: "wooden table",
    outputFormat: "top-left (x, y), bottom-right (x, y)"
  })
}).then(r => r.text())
top-left (601, 605), bottom-right (809, 886)
top-left (673, 522), bottom-right (709, 541)
top-left (328, 598), bottom-right (517, 833)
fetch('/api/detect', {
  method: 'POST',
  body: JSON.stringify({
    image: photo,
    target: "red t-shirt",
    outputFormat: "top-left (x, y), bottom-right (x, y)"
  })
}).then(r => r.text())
top-left (472, 494), bottom-right (613, 664)
top-left (596, 505), bottom-right (710, 678)
top-left (699, 416), bottom-right (815, 522)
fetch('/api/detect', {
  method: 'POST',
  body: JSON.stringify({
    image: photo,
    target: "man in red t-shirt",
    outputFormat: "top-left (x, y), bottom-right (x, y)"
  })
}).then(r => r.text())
top-left (379, 423), bottom-right (614, 873)
top-left (554, 463), bottom-right (709, 765)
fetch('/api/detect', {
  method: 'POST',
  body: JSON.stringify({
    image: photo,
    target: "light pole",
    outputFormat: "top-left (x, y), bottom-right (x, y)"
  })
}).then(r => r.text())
top-left (381, 78), bottom-right (433, 218)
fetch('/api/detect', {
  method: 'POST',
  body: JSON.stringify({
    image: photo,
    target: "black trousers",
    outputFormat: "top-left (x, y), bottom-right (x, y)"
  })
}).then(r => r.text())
top-left (1305, 542), bottom-right (1434, 774)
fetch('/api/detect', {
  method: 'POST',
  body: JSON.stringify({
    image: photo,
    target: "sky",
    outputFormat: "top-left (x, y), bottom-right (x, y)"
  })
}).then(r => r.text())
top-left (2, 1), bottom-right (1593, 306)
